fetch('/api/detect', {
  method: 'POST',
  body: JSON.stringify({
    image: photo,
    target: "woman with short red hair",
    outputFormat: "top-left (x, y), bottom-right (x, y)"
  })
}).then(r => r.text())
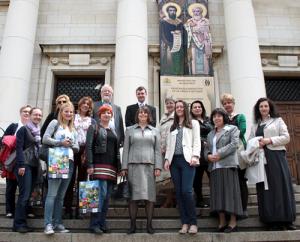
top-left (86, 104), bottom-right (121, 234)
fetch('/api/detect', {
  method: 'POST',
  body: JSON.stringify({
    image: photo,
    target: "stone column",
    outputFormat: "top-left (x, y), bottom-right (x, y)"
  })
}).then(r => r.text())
top-left (114, 0), bottom-right (148, 114)
top-left (0, 0), bottom-right (40, 128)
top-left (223, 0), bottom-right (266, 131)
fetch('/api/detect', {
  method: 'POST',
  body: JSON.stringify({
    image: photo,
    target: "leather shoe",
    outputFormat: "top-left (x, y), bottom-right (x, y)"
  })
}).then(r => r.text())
top-left (224, 226), bottom-right (237, 233)
top-left (147, 225), bottom-right (155, 234)
top-left (100, 226), bottom-right (110, 233)
top-left (13, 226), bottom-right (33, 233)
top-left (127, 225), bottom-right (136, 234)
top-left (90, 227), bottom-right (103, 235)
top-left (286, 224), bottom-right (297, 230)
top-left (218, 225), bottom-right (227, 232)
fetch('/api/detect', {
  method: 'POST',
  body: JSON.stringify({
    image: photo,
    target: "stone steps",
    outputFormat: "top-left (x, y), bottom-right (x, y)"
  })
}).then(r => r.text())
top-left (0, 217), bottom-right (299, 231)
top-left (1, 204), bottom-right (300, 218)
top-left (0, 231), bottom-right (300, 242)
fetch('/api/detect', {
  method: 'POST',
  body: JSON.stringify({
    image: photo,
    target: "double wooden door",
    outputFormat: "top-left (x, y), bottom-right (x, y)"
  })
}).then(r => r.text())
top-left (276, 102), bottom-right (300, 184)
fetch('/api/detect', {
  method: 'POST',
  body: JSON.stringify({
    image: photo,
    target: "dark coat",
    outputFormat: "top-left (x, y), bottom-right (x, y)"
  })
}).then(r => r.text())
top-left (16, 127), bottom-right (38, 168)
top-left (125, 103), bottom-right (157, 127)
top-left (41, 112), bottom-right (58, 137)
top-left (4, 123), bottom-right (18, 136)
top-left (93, 101), bottom-right (125, 147)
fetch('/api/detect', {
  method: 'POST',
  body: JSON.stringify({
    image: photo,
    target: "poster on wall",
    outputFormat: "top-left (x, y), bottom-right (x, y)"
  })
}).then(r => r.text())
top-left (158, 0), bottom-right (213, 76)
top-left (160, 76), bottom-right (215, 115)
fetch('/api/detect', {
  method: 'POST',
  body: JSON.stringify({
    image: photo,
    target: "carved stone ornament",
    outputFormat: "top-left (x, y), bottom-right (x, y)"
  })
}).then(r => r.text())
top-left (89, 57), bottom-right (110, 65)
top-left (51, 57), bottom-right (69, 65)
top-left (261, 58), bottom-right (278, 67)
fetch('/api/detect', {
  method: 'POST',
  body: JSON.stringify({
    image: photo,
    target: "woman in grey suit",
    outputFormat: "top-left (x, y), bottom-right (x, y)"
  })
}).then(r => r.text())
top-left (121, 106), bottom-right (162, 234)
top-left (205, 108), bottom-right (243, 233)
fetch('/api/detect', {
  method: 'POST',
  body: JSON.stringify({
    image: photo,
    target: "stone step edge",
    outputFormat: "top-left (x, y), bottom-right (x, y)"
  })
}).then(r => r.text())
top-left (0, 231), bottom-right (300, 242)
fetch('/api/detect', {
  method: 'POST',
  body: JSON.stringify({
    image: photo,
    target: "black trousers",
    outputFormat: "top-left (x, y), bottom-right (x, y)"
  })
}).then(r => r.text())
top-left (6, 178), bottom-right (18, 214)
top-left (193, 165), bottom-right (210, 202)
top-left (238, 168), bottom-right (248, 211)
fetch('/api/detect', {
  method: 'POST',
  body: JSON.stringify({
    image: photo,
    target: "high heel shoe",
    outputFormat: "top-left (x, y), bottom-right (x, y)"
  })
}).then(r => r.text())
top-left (127, 222), bottom-right (136, 234)
top-left (224, 225), bottom-right (237, 233)
top-left (218, 225), bottom-right (227, 232)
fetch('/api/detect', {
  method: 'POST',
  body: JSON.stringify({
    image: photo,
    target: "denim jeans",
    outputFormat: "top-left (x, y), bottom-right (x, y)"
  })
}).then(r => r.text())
top-left (13, 165), bottom-right (37, 229)
top-left (6, 178), bottom-right (18, 214)
top-left (90, 180), bottom-right (113, 229)
top-left (170, 155), bottom-right (197, 225)
top-left (44, 161), bottom-right (74, 226)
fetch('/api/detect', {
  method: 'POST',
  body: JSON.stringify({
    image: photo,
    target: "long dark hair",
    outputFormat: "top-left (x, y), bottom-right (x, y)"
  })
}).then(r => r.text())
top-left (253, 97), bottom-right (279, 123)
top-left (170, 100), bottom-right (192, 131)
top-left (190, 100), bottom-right (207, 120)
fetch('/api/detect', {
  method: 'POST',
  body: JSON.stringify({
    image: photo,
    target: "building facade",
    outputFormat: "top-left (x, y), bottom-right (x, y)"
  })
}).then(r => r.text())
top-left (0, 0), bottom-right (299, 182)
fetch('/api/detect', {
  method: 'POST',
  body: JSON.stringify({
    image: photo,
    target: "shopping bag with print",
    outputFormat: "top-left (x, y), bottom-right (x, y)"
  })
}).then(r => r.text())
top-left (48, 147), bottom-right (69, 179)
top-left (79, 180), bottom-right (100, 214)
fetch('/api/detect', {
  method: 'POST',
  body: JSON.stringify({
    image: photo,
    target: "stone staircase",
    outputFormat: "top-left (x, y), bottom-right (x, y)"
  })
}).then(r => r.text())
top-left (0, 182), bottom-right (299, 242)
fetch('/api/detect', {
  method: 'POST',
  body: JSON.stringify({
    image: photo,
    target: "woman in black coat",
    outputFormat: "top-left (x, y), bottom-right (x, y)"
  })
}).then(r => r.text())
top-left (13, 108), bottom-right (43, 233)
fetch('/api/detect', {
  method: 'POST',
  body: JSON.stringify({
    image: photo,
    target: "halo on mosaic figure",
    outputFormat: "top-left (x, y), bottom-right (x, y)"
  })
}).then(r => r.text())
top-left (188, 3), bottom-right (207, 18)
top-left (162, 2), bottom-right (182, 18)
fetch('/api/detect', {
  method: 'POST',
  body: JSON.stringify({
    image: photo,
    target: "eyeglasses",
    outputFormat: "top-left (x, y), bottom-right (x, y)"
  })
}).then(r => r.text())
top-left (58, 100), bottom-right (67, 104)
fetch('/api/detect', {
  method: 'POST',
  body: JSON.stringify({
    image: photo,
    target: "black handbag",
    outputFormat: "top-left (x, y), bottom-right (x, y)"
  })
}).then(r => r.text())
top-left (39, 122), bottom-right (59, 162)
top-left (39, 144), bottom-right (49, 162)
top-left (4, 150), bottom-right (16, 172)
top-left (111, 176), bottom-right (130, 200)
top-left (5, 145), bottom-right (36, 171)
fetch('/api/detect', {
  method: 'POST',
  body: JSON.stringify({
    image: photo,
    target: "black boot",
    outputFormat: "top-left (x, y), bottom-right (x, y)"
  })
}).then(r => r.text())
top-left (145, 201), bottom-right (155, 234)
top-left (127, 201), bottom-right (137, 234)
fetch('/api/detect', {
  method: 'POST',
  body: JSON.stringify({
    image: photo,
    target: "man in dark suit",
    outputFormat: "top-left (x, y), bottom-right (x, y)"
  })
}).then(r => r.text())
top-left (93, 84), bottom-right (125, 147)
top-left (125, 86), bottom-right (157, 127)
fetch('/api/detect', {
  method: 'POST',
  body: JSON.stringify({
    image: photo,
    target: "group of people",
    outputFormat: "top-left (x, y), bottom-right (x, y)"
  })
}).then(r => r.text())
top-left (0, 84), bottom-right (296, 235)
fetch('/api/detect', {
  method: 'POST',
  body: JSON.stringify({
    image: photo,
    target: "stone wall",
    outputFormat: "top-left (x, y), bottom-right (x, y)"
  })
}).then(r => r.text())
top-left (0, 0), bottom-right (299, 115)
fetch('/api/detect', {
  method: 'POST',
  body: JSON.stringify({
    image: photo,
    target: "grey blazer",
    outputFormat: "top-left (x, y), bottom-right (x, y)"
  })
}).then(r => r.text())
top-left (93, 101), bottom-right (125, 147)
top-left (122, 124), bottom-right (162, 170)
top-left (204, 124), bottom-right (240, 171)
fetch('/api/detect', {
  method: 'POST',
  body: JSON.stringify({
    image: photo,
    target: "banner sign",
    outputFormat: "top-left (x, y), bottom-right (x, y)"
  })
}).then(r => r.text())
top-left (158, 0), bottom-right (213, 76)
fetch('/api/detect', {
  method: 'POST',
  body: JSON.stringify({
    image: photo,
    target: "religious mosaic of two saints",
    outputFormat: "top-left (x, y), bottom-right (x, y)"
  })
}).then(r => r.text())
top-left (159, 0), bottom-right (213, 76)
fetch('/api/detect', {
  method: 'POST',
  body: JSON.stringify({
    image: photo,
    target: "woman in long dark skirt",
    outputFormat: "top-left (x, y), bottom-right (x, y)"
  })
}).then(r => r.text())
top-left (249, 97), bottom-right (296, 230)
top-left (205, 108), bottom-right (243, 233)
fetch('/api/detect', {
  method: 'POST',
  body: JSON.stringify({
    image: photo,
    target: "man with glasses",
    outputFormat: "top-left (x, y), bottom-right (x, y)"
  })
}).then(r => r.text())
top-left (93, 84), bottom-right (124, 148)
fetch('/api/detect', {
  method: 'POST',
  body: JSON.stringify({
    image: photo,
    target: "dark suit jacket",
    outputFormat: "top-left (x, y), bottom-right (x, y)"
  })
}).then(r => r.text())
top-left (93, 101), bottom-right (125, 147)
top-left (125, 103), bottom-right (157, 127)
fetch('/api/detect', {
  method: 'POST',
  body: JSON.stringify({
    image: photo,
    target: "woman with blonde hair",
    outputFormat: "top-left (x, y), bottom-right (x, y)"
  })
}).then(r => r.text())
top-left (64, 96), bottom-right (96, 219)
top-left (42, 102), bottom-right (79, 235)
top-left (220, 93), bottom-right (248, 218)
